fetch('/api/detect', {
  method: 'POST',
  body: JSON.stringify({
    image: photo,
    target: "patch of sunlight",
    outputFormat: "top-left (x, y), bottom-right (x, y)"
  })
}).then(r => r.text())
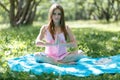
top-left (92, 25), bottom-right (120, 32)
top-left (0, 63), bottom-right (7, 73)
top-left (33, 21), bottom-right (47, 27)
top-left (11, 41), bottom-right (26, 49)
top-left (0, 23), bottom-right (10, 30)
top-left (111, 36), bottom-right (119, 41)
top-left (106, 46), bottom-right (114, 51)
top-left (4, 41), bottom-right (27, 57)
top-left (105, 42), bottom-right (114, 51)
top-left (66, 20), bottom-right (120, 32)
top-left (0, 66), bottom-right (4, 73)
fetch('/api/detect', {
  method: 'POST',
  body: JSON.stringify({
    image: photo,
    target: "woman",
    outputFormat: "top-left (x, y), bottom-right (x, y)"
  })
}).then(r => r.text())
top-left (35, 3), bottom-right (84, 64)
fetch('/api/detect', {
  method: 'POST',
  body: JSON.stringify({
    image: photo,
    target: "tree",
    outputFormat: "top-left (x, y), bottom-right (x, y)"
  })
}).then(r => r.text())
top-left (93, 0), bottom-right (120, 22)
top-left (112, 0), bottom-right (120, 21)
top-left (0, 0), bottom-right (41, 27)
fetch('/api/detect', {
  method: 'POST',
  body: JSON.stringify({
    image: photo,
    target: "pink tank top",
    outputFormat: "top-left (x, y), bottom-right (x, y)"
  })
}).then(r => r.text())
top-left (45, 29), bottom-right (68, 60)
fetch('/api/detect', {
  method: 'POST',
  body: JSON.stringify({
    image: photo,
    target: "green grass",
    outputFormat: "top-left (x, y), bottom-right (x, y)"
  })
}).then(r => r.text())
top-left (0, 20), bottom-right (120, 80)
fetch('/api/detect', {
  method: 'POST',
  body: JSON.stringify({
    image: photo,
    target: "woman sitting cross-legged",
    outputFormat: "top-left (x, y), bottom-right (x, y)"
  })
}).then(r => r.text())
top-left (35, 3), bottom-right (85, 65)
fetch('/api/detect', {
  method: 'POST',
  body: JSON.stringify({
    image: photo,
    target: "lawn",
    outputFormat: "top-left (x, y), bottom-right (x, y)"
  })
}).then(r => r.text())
top-left (0, 20), bottom-right (120, 80)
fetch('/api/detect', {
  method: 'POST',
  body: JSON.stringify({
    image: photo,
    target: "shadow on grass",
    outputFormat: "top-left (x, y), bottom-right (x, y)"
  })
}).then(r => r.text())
top-left (0, 25), bottom-right (120, 80)
top-left (0, 24), bottom-right (43, 57)
top-left (0, 25), bottom-right (120, 58)
top-left (73, 28), bottom-right (120, 57)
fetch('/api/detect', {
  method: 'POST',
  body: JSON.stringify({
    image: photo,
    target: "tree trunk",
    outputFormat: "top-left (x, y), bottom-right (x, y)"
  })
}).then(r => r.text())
top-left (9, 0), bottom-right (16, 26)
top-left (114, 0), bottom-right (120, 21)
top-left (0, 0), bottom-right (41, 27)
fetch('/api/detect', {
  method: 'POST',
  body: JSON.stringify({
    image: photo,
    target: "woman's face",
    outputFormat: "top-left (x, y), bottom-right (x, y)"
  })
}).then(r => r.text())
top-left (52, 9), bottom-right (61, 25)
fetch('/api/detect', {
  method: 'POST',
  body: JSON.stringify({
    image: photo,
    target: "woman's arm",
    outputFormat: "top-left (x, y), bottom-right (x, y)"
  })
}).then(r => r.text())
top-left (61, 26), bottom-right (77, 48)
top-left (36, 25), bottom-right (54, 47)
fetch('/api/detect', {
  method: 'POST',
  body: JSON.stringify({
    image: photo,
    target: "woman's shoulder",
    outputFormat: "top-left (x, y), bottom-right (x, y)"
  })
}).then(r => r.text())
top-left (65, 25), bottom-right (73, 34)
top-left (40, 25), bottom-right (48, 30)
top-left (41, 24), bottom-right (48, 29)
top-left (65, 25), bottom-right (70, 30)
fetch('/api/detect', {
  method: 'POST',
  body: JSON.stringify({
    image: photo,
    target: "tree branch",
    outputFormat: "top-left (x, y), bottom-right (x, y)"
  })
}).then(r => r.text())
top-left (0, 1), bottom-right (9, 13)
top-left (17, 0), bottom-right (32, 24)
top-left (36, 0), bottom-right (41, 6)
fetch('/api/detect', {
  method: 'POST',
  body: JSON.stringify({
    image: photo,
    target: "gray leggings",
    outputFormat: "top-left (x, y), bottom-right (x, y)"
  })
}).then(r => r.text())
top-left (34, 50), bottom-right (85, 64)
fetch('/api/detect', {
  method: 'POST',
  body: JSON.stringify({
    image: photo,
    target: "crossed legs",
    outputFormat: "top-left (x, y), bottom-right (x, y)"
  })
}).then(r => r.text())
top-left (58, 50), bottom-right (84, 63)
top-left (34, 52), bottom-right (58, 64)
top-left (34, 50), bottom-right (85, 64)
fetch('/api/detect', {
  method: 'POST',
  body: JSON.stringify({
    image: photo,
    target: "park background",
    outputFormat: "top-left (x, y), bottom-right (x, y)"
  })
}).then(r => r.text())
top-left (0, 0), bottom-right (120, 80)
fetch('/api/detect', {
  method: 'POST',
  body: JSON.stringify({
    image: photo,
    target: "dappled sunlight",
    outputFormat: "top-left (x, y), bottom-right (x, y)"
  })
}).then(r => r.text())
top-left (0, 0), bottom-right (120, 78)
top-left (0, 21), bottom-right (120, 79)
top-left (0, 25), bottom-right (42, 59)
top-left (0, 23), bottom-right (10, 30)
top-left (66, 20), bottom-right (120, 32)
top-left (72, 28), bottom-right (120, 57)
top-left (0, 21), bottom-right (120, 58)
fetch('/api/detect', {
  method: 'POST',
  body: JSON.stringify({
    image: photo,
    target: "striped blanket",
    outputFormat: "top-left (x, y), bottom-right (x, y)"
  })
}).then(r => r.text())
top-left (8, 54), bottom-right (120, 77)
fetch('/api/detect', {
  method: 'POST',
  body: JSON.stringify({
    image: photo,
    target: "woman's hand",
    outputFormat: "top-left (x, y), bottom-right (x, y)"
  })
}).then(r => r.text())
top-left (54, 36), bottom-right (59, 45)
top-left (60, 42), bottom-right (76, 47)
top-left (54, 33), bottom-right (60, 45)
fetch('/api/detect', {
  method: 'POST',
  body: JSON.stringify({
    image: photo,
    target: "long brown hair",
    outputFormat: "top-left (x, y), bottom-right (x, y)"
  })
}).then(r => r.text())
top-left (48, 3), bottom-right (67, 40)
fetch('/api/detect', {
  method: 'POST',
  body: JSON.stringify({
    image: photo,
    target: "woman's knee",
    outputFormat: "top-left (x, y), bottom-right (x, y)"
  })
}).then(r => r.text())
top-left (34, 52), bottom-right (56, 64)
top-left (34, 52), bottom-right (45, 62)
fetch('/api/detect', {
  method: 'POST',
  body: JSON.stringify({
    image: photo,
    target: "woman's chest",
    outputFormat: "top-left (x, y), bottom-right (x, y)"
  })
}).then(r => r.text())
top-left (45, 30), bottom-right (65, 42)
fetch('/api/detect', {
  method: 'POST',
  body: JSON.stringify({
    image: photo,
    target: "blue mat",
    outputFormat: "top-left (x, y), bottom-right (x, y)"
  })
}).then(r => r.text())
top-left (8, 54), bottom-right (120, 77)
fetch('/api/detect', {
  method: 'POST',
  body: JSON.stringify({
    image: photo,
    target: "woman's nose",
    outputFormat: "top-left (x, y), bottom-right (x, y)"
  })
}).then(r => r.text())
top-left (54, 15), bottom-right (59, 19)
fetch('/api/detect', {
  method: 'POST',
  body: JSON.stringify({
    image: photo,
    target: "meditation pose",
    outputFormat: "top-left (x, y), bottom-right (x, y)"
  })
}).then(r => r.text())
top-left (35, 3), bottom-right (84, 64)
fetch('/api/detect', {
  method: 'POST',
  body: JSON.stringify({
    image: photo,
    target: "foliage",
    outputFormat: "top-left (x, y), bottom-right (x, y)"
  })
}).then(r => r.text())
top-left (0, 0), bottom-right (120, 25)
top-left (0, 20), bottom-right (120, 79)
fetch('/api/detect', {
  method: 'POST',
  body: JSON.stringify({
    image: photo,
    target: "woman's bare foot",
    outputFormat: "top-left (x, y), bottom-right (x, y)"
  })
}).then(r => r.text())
top-left (57, 60), bottom-right (77, 65)
top-left (78, 50), bottom-right (84, 55)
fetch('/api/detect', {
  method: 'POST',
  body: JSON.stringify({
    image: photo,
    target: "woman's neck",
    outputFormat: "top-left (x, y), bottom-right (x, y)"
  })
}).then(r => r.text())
top-left (54, 25), bottom-right (61, 34)
top-left (54, 23), bottom-right (60, 27)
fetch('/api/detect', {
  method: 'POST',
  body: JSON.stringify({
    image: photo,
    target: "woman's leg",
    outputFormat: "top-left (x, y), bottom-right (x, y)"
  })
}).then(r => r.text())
top-left (34, 52), bottom-right (57, 64)
top-left (59, 50), bottom-right (85, 63)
